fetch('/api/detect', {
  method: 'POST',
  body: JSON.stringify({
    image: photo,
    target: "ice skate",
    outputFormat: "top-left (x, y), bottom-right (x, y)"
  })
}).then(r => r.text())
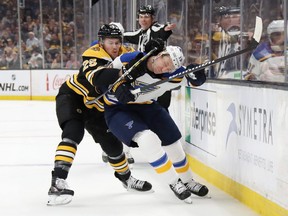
top-left (184, 179), bottom-right (209, 197)
top-left (47, 172), bottom-right (74, 206)
top-left (169, 179), bottom-right (193, 204)
top-left (102, 151), bottom-right (109, 163)
top-left (115, 172), bottom-right (153, 193)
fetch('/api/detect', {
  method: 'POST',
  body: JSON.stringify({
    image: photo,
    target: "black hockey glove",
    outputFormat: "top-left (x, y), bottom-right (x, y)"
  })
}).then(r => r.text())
top-left (144, 38), bottom-right (165, 55)
top-left (124, 53), bottom-right (147, 83)
top-left (112, 80), bottom-right (135, 104)
top-left (185, 64), bottom-right (207, 86)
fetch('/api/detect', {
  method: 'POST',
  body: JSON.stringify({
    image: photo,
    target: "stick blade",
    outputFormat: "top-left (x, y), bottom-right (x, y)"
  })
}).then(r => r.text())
top-left (253, 16), bottom-right (263, 43)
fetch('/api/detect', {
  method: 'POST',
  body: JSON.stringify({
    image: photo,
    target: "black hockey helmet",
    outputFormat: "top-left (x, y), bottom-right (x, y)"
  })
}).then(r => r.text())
top-left (138, 5), bottom-right (155, 16)
top-left (98, 24), bottom-right (123, 41)
top-left (215, 6), bottom-right (240, 16)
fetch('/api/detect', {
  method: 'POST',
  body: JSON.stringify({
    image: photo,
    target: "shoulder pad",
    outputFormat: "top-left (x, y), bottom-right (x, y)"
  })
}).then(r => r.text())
top-left (82, 44), bottom-right (112, 61)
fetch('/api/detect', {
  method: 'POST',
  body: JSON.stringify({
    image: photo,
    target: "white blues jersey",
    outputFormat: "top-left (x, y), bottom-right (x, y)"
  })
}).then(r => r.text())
top-left (104, 51), bottom-right (185, 105)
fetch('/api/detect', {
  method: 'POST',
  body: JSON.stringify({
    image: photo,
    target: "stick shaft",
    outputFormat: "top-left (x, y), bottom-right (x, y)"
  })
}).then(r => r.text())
top-left (132, 16), bottom-right (263, 94)
top-left (132, 41), bottom-right (257, 94)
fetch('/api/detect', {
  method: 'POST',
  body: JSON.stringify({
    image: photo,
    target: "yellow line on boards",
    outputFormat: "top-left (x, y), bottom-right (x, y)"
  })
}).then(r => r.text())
top-left (186, 154), bottom-right (288, 216)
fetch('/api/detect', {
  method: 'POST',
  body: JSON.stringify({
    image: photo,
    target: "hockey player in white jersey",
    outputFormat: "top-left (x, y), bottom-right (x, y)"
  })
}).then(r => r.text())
top-left (245, 19), bottom-right (286, 82)
top-left (84, 39), bottom-right (208, 203)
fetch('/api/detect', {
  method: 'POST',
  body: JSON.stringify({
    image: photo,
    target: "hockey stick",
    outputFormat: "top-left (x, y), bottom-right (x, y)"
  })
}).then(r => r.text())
top-left (86, 47), bottom-right (158, 105)
top-left (131, 16), bottom-right (263, 95)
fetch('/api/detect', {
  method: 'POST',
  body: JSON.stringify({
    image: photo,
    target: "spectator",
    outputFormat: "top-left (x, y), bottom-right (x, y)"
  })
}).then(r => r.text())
top-left (65, 53), bottom-right (80, 69)
top-left (26, 31), bottom-right (40, 51)
top-left (62, 34), bottom-right (74, 52)
top-left (28, 46), bottom-right (43, 69)
top-left (51, 52), bottom-right (61, 69)
top-left (245, 20), bottom-right (286, 82)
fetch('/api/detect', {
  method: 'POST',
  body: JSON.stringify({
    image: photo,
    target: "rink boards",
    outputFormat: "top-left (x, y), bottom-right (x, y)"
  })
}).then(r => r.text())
top-left (170, 82), bottom-right (288, 216)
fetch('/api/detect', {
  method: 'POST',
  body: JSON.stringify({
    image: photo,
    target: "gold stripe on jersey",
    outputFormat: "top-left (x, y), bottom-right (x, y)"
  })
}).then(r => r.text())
top-left (168, 77), bottom-right (183, 83)
top-left (67, 75), bottom-right (104, 111)
top-left (82, 44), bottom-right (134, 60)
top-left (67, 74), bottom-right (89, 96)
top-left (259, 54), bottom-right (275, 62)
top-left (83, 45), bottom-right (112, 61)
top-left (84, 97), bottom-right (104, 111)
top-left (85, 66), bottom-right (106, 85)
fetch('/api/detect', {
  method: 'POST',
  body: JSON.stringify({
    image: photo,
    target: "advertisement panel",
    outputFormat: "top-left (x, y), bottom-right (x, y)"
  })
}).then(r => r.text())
top-left (185, 84), bottom-right (217, 157)
top-left (185, 83), bottom-right (288, 210)
top-left (0, 70), bottom-right (30, 96)
top-left (31, 70), bottom-right (77, 96)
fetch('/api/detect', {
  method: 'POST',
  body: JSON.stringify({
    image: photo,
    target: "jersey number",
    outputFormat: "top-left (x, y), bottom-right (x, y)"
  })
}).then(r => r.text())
top-left (83, 59), bottom-right (97, 71)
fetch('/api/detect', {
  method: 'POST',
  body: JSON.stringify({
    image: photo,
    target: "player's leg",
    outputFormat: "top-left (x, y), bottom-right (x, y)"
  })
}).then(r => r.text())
top-left (145, 103), bottom-right (209, 197)
top-left (47, 93), bottom-right (85, 206)
top-left (163, 140), bottom-right (209, 197)
top-left (133, 130), bottom-right (192, 203)
top-left (85, 116), bottom-right (152, 192)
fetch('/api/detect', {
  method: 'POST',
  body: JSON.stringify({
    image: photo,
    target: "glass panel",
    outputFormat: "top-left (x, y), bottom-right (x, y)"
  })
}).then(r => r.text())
top-left (0, 0), bottom-right (20, 69)
top-left (0, 0), bottom-right (287, 81)
top-left (243, 0), bottom-right (285, 82)
top-left (210, 0), bottom-right (242, 79)
top-left (186, 0), bottom-right (211, 70)
top-left (167, 0), bottom-right (187, 50)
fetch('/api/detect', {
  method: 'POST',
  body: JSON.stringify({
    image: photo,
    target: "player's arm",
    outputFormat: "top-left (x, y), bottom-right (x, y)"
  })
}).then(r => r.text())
top-left (81, 56), bottom-right (121, 86)
top-left (123, 29), bottom-right (142, 44)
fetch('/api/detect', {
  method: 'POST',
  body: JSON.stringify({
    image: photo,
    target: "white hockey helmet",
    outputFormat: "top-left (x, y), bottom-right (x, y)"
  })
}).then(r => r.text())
top-left (267, 20), bottom-right (284, 35)
top-left (109, 22), bottom-right (125, 34)
top-left (267, 20), bottom-right (286, 51)
top-left (165, 46), bottom-right (185, 70)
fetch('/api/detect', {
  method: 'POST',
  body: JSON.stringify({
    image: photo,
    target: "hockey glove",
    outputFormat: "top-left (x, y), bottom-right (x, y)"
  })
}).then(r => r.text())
top-left (144, 38), bottom-right (165, 55)
top-left (185, 64), bottom-right (207, 86)
top-left (112, 80), bottom-right (135, 104)
top-left (124, 53), bottom-right (147, 83)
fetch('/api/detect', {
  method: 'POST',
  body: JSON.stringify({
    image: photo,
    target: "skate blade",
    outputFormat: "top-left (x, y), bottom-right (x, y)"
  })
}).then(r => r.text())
top-left (184, 196), bottom-right (193, 204)
top-left (191, 194), bottom-right (212, 199)
top-left (126, 188), bottom-right (155, 193)
top-left (47, 194), bottom-right (73, 206)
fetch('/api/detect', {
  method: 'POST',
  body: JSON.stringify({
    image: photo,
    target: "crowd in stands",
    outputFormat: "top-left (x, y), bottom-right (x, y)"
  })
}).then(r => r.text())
top-left (0, 0), bottom-right (82, 70)
top-left (0, 0), bottom-right (286, 83)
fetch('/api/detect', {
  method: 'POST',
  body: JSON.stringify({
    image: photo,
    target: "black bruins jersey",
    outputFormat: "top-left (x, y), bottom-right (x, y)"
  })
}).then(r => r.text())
top-left (63, 44), bottom-right (133, 112)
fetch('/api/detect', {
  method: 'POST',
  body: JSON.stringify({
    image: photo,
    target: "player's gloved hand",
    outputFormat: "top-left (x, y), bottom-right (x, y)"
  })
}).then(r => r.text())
top-left (124, 52), bottom-right (147, 83)
top-left (144, 38), bottom-right (165, 54)
top-left (185, 64), bottom-right (206, 86)
top-left (112, 80), bottom-right (135, 103)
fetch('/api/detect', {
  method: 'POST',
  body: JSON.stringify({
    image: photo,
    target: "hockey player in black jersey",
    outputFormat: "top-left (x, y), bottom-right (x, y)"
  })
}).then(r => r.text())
top-left (47, 24), bottom-right (153, 206)
top-left (83, 39), bottom-right (209, 203)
